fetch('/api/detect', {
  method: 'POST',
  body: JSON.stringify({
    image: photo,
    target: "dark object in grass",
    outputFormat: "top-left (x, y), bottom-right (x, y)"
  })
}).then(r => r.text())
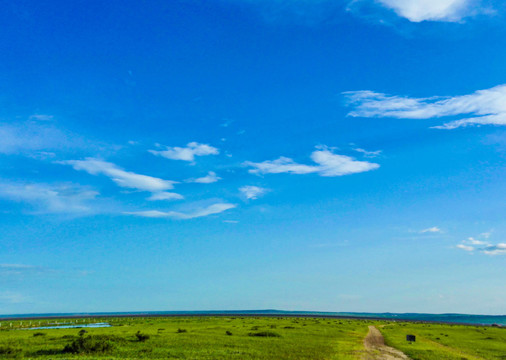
top-left (406, 334), bottom-right (416, 342)
top-left (176, 328), bottom-right (187, 333)
top-left (135, 331), bottom-right (150, 342)
top-left (283, 326), bottom-right (295, 329)
top-left (248, 331), bottom-right (281, 338)
top-left (33, 332), bottom-right (46, 337)
top-left (62, 335), bottom-right (115, 354)
top-left (78, 329), bottom-right (87, 337)
top-left (0, 345), bottom-right (23, 358)
top-left (226, 330), bottom-right (233, 336)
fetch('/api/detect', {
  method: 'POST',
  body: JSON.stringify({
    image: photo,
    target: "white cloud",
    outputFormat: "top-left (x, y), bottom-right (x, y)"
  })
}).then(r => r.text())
top-left (457, 244), bottom-right (474, 252)
top-left (245, 156), bottom-right (318, 175)
top-left (420, 226), bottom-right (442, 233)
top-left (244, 147), bottom-right (379, 177)
top-left (61, 158), bottom-right (176, 192)
top-left (149, 142), bottom-right (219, 162)
top-left (147, 192), bottom-right (184, 201)
top-left (456, 234), bottom-right (506, 255)
top-left (376, 0), bottom-right (477, 22)
top-left (239, 185), bottom-right (269, 200)
top-left (344, 84), bottom-right (506, 129)
top-left (186, 171), bottom-right (221, 184)
top-left (466, 237), bottom-right (488, 245)
top-left (0, 181), bottom-right (98, 214)
top-left (311, 148), bottom-right (379, 176)
top-left (125, 203), bottom-right (236, 220)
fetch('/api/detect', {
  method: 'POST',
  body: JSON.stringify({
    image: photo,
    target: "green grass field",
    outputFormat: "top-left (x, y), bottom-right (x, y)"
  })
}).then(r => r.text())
top-left (381, 322), bottom-right (506, 360)
top-left (0, 317), bottom-right (504, 359)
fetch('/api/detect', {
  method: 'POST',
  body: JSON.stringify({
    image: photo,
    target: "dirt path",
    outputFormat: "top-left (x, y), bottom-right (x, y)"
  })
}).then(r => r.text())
top-left (362, 326), bottom-right (410, 360)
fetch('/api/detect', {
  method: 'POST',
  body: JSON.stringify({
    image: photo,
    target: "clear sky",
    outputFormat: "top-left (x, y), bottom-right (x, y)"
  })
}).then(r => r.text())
top-left (1, 0), bottom-right (505, 315)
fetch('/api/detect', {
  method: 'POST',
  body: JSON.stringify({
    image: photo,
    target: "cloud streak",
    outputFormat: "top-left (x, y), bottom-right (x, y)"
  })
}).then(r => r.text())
top-left (147, 192), bottom-right (184, 201)
top-left (62, 158), bottom-right (176, 192)
top-left (125, 203), bottom-right (236, 220)
top-left (244, 147), bottom-right (379, 177)
top-left (420, 226), bottom-right (442, 233)
top-left (0, 181), bottom-right (99, 214)
top-left (344, 84), bottom-right (506, 129)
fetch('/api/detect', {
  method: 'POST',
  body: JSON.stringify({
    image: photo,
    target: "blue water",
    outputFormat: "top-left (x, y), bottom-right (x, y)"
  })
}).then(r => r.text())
top-left (23, 322), bottom-right (111, 330)
top-left (2, 310), bottom-right (505, 326)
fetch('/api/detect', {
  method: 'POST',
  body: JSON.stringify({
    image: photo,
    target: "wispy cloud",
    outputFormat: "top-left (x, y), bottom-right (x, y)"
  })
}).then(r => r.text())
top-left (0, 291), bottom-right (30, 304)
top-left (0, 264), bottom-right (45, 276)
top-left (344, 84), bottom-right (506, 129)
top-left (0, 181), bottom-right (99, 214)
top-left (29, 114), bottom-right (54, 121)
top-left (147, 192), bottom-right (184, 201)
top-left (457, 244), bottom-right (475, 252)
top-left (0, 121), bottom-right (76, 155)
top-left (420, 226), bottom-right (442, 233)
top-left (372, 0), bottom-right (481, 22)
top-left (353, 148), bottom-right (382, 158)
top-left (61, 158), bottom-right (176, 192)
top-left (186, 171), bottom-right (221, 184)
top-left (244, 146), bottom-right (379, 177)
top-left (456, 234), bottom-right (506, 255)
top-left (149, 142), bottom-right (219, 162)
top-left (125, 203), bottom-right (236, 220)
top-left (0, 264), bottom-right (59, 280)
top-left (239, 185), bottom-right (269, 200)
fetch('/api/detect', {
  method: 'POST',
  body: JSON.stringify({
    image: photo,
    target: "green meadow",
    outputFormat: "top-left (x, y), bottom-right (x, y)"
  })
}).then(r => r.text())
top-left (381, 321), bottom-right (506, 360)
top-left (0, 316), bottom-right (504, 359)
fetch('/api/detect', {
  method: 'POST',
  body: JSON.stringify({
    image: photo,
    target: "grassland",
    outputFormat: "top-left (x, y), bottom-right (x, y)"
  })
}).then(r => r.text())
top-left (0, 316), bottom-right (504, 359)
top-left (381, 321), bottom-right (506, 360)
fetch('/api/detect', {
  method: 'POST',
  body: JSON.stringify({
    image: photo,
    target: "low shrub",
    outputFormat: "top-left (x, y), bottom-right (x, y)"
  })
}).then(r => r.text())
top-left (0, 345), bottom-right (23, 358)
top-left (33, 332), bottom-right (46, 337)
top-left (176, 328), bottom-right (187, 333)
top-left (135, 331), bottom-right (150, 342)
top-left (62, 335), bottom-right (115, 354)
top-left (226, 330), bottom-right (233, 336)
top-left (248, 331), bottom-right (281, 337)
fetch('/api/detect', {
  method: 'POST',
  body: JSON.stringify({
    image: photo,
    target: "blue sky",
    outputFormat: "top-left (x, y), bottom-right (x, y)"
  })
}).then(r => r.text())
top-left (1, 0), bottom-right (506, 315)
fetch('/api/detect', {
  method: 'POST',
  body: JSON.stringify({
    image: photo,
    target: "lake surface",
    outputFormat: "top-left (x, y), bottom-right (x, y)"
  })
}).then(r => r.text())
top-left (23, 322), bottom-right (111, 330)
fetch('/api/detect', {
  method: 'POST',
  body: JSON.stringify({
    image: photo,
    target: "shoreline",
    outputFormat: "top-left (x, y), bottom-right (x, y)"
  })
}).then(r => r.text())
top-left (0, 311), bottom-right (504, 327)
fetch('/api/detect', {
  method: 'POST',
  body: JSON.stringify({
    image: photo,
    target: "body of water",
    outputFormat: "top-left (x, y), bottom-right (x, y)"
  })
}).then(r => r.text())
top-left (23, 322), bottom-right (111, 330)
top-left (2, 311), bottom-right (504, 326)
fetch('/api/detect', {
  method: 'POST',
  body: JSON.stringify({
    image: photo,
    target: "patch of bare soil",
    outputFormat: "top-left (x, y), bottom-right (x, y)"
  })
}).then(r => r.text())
top-left (362, 326), bottom-right (410, 360)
